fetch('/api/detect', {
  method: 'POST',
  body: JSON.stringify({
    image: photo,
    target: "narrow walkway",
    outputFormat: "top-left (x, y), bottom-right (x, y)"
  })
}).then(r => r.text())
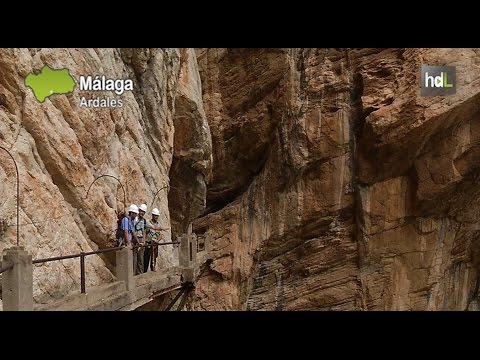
top-left (36, 266), bottom-right (182, 311)
top-left (1, 233), bottom-right (210, 311)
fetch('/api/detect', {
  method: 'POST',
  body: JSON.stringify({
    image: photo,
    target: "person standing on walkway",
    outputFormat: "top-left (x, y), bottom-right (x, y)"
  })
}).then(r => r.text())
top-left (144, 207), bottom-right (168, 272)
top-left (134, 203), bottom-right (148, 275)
top-left (118, 204), bottom-right (138, 248)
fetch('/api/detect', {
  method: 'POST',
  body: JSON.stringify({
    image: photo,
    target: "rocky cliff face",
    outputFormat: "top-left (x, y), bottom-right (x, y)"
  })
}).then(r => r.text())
top-left (192, 48), bottom-right (480, 310)
top-left (0, 48), bottom-right (210, 303)
top-left (1, 48), bottom-right (479, 310)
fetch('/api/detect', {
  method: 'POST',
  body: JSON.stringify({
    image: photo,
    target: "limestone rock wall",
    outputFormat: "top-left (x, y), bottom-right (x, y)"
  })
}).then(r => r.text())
top-left (2, 48), bottom-right (479, 310)
top-left (193, 48), bottom-right (480, 310)
top-left (0, 48), bottom-right (209, 303)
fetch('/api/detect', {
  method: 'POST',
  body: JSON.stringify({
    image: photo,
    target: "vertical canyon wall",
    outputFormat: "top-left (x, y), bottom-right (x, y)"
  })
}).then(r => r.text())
top-left (1, 48), bottom-right (479, 310)
top-left (193, 48), bottom-right (480, 310)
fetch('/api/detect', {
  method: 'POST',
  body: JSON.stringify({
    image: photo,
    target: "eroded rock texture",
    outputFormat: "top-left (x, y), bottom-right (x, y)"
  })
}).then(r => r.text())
top-left (192, 48), bottom-right (480, 311)
top-left (0, 48), bottom-right (210, 303)
top-left (1, 48), bottom-right (479, 310)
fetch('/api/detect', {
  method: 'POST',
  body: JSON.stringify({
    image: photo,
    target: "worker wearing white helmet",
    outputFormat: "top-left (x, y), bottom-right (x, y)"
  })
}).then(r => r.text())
top-left (117, 204), bottom-right (139, 247)
top-left (144, 207), bottom-right (168, 272)
top-left (139, 203), bottom-right (148, 213)
top-left (133, 203), bottom-right (148, 274)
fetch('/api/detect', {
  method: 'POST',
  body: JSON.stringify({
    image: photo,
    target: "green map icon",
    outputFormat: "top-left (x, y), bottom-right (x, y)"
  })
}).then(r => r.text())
top-left (25, 65), bottom-right (75, 103)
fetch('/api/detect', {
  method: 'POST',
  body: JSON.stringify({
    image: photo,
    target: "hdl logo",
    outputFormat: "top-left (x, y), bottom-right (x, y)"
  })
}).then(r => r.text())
top-left (421, 65), bottom-right (456, 96)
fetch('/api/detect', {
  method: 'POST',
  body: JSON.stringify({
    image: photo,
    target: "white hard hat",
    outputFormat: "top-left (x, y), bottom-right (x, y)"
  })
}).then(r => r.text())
top-left (152, 208), bottom-right (160, 216)
top-left (139, 203), bottom-right (147, 213)
top-left (128, 204), bottom-right (139, 214)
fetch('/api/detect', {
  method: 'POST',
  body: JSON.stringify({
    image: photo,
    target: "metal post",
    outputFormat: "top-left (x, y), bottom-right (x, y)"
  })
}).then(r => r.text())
top-left (176, 286), bottom-right (192, 311)
top-left (80, 252), bottom-right (86, 294)
top-left (165, 288), bottom-right (185, 311)
top-left (0, 146), bottom-right (20, 247)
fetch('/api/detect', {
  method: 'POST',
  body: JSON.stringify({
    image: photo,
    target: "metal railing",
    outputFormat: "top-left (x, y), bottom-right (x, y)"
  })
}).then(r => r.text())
top-left (0, 262), bottom-right (13, 274)
top-left (31, 242), bottom-right (179, 294)
top-left (130, 241), bottom-right (179, 249)
top-left (32, 246), bottom-right (123, 294)
top-left (0, 236), bottom-right (206, 311)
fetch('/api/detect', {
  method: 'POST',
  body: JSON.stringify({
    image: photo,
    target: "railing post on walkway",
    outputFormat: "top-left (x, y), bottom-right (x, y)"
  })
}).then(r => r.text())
top-left (2, 247), bottom-right (33, 311)
top-left (179, 233), bottom-right (197, 283)
top-left (116, 247), bottom-right (133, 291)
top-left (80, 252), bottom-right (86, 294)
top-left (205, 233), bottom-right (212, 253)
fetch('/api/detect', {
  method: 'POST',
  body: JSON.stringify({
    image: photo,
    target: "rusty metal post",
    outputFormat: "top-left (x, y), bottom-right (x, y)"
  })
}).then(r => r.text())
top-left (165, 288), bottom-right (185, 311)
top-left (176, 287), bottom-right (191, 311)
top-left (0, 146), bottom-right (20, 247)
top-left (80, 252), bottom-right (86, 294)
